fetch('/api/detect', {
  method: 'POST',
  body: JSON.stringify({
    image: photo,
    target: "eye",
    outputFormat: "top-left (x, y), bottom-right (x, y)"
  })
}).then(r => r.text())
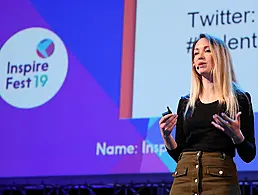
top-left (205, 49), bottom-right (211, 53)
top-left (194, 52), bottom-right (199, 56)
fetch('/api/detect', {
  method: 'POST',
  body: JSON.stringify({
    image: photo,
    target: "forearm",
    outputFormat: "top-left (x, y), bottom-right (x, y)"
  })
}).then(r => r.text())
top-left (163, 134), bottom-right (182, 162)
top-left (161, 97), bottom-right (186, 162)
top-left (163, 135), bottom-right (177, 150)
top-left (236, 138), bottom-right (256, 163)
top-left (235, 92), bottom-right (256, 163)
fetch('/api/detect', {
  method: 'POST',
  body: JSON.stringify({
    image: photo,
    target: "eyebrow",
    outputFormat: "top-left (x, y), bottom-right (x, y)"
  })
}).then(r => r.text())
top-left (194, 46), bottom-right (210, 50)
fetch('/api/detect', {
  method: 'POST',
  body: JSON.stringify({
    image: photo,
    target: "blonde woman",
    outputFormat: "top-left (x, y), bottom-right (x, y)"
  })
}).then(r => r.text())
top-left (159, 33), bottom-right (256, 195)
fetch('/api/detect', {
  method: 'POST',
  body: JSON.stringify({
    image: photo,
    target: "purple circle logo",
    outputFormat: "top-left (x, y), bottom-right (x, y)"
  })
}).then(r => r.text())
top-left (36, 39), bottom-right (55, 58)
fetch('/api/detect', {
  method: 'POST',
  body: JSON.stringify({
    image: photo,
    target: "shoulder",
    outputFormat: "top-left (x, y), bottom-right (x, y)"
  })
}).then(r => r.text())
top-left (180, 94), bottom-right (190, 101)
top-left (235, 90), bottom-right (252, 114)
top-left (178, 94), bottom-right (190, 104)
top-left (233, 83), bottom-right (252, 104)
top-left (177, 94), bottom-right (190, 110)
top-left (236, 90), bottom-right (251, 104)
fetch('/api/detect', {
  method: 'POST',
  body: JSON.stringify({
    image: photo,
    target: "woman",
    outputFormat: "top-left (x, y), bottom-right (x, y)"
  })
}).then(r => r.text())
top-left (159, 33), bottom-right (256, 195)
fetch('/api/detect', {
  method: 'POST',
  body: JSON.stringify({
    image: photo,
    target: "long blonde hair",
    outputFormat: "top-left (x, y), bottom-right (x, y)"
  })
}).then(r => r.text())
top-left (185, 33), bottom-right (241, 119)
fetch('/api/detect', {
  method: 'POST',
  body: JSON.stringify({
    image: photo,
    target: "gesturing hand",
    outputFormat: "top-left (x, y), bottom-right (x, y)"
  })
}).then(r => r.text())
top-left (159, 113), bottom-right (178, 138)
top-left (211, 112), bottom-right (245, 144)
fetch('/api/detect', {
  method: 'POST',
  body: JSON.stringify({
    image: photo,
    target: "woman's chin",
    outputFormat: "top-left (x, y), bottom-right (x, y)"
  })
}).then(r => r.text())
top-left (198, 71), bottom-right (212, 79)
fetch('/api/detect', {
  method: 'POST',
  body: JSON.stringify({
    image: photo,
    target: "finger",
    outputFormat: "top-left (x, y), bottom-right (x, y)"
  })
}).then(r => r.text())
top-left (160, 114), bottom-right (178, 130)
top-left (166, 115), bottom-right (178, 125)
top-left (170, 116), bottom-right (178, 125)
top-left (211, 121), bottom-right (225, 131)
top-left (165, 122), bottom-right (175, 131)
top-left (165, 115), bottom-right (178, 128)
top-left (213, 114), bottom-right (229, 127)
top-left (166, 118), bottom-right (178, 130)
top-left (160, 123), bottom-right (166, 129)
top-left (221, 113), bottom-right (234, 124)
top-left (164, 116), bottom-right (177, 129)
top-left (213, 115), bottom-right (223, 126)
top-left (171, 119), bottom-right (177, 129)
top-left (159, 114), bottom-right (173, 124)
top-left (164, 120), bottom-right (175, 130)
top-left (164, 125), bottom-right (172, 131)
top-left (236, 112), bottom-right (241, 122)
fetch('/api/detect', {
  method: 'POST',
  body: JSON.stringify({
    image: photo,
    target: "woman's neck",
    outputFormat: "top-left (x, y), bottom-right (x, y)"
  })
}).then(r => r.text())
top-left (199, 77), bottom-right (218, 103)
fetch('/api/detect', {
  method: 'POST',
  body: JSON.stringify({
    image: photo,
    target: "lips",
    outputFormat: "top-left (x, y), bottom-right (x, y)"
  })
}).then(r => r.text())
top-left (197, 62), bottom-right (206, 69)
top-left (198, 62), bottom-right (206, 66)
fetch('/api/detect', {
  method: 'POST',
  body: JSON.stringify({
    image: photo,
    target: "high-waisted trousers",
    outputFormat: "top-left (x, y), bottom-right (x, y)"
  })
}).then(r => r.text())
top-left (170, 151), bottom-right (241, 195)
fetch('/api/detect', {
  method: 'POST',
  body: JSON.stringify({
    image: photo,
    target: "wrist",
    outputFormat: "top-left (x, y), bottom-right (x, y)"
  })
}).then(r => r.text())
top-left (163, 133), bottom-right (171, 139)
top-left (162, 129), bottom-right (172, 139)
top-left (232, 131), bottom-right (245, 144)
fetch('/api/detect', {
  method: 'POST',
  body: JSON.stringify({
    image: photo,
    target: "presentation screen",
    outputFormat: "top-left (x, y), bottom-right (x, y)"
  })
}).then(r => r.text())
top-left (0, 0), bottom-right (257, 178)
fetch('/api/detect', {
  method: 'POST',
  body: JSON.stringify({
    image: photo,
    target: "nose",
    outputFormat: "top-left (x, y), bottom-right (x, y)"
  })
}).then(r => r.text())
top-left (198, 51), bottom-right (205, 59)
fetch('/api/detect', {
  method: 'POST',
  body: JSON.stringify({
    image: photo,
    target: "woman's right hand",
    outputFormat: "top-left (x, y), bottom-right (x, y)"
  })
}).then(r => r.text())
top-left (159, 113), bottom-right (178, 137)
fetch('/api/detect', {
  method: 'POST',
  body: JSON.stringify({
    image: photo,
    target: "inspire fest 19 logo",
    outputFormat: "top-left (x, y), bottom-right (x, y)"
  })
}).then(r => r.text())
top-left (6, 39), bottom-right (54, 90)
top-left (0, 27), bottom-right (69, 109)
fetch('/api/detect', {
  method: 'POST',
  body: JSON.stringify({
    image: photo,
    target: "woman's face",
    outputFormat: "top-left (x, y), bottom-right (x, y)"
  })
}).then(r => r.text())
top-left (193, 38), bottom-right (215, 77)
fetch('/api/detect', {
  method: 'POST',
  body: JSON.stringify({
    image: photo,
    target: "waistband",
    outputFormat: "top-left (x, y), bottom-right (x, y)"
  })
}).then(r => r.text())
top-left (178, 151), bottom-right (230, 161)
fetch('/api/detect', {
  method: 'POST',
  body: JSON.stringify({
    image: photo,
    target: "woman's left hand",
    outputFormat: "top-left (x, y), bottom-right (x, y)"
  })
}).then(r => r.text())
top-left (211, 112), bottom-right (245, 144)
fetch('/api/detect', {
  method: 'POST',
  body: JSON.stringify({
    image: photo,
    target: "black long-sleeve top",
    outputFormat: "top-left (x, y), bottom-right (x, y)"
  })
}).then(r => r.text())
top-left (166, 92), bottom-right (256, 163)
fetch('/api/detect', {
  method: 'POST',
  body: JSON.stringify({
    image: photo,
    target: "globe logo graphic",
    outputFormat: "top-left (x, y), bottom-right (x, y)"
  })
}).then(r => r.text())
top-left (36, 39), bottom-right (55, 58)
